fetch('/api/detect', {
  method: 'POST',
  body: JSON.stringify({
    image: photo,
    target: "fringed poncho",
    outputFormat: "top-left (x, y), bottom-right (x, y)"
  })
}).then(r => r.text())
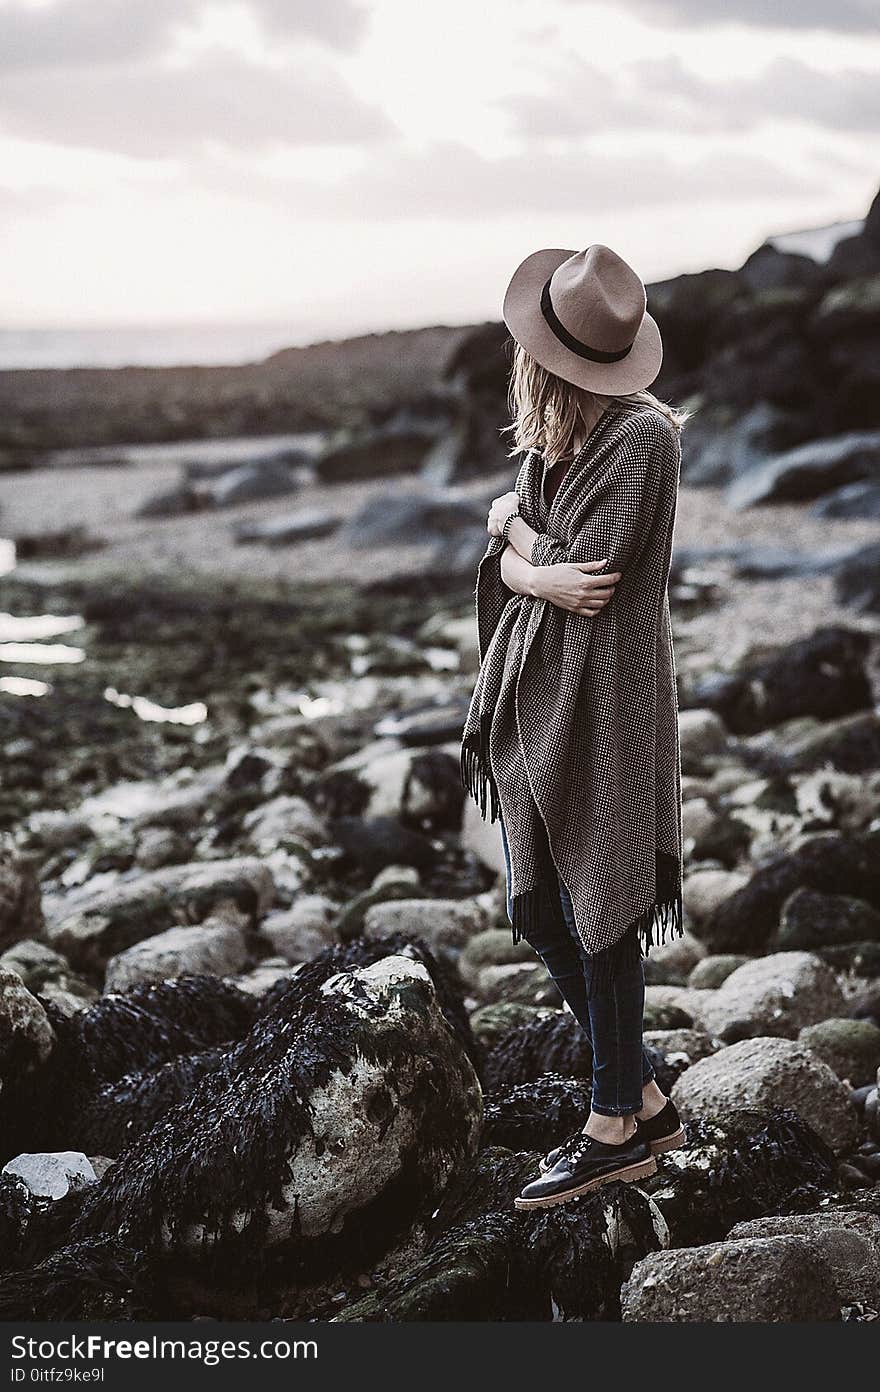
top-left (460, 401), bottom-right (684, 992)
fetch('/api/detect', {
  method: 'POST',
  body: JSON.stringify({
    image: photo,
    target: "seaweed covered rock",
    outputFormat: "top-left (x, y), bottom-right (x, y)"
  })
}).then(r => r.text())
top-left (696, 952), bottom-right (845, 1043)
top-left (72, 954), bottom-right (482, 1277)
top-left (44, 858), bottom-right (274, 978)
top-left (482, 1010), bottom-right (592, 1091)
top-left (642, 1110), bottom-right (838, 1247)
top-left (0, 1237), bottom-right (154, 1321)
top-left (482, 1076), bottom-right (592, 1152)
top-left (70, 1048), bottom-right (228, 1157)
top-left (0, 975), bottom-right (257, 1161)
top-left (672, 1038), bottom-right (858, 1153)
top-left (256, 932), bottom-right (480, 1075)
top-left (0, 1173), bottom-right (34, 1272)
top-left (696, 830), bottom-right (880, 953)
top-left (480, 1007), bottom-right (679, 1096)
top-left (622, 1235), bottom-right (839, 1322)
top-left (334, 1147), bottom-right (668, 1322)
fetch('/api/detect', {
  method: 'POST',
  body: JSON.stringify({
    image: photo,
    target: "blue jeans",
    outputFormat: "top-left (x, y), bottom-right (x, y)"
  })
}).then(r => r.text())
top-left (499, 816), bottom-right (655, 1117)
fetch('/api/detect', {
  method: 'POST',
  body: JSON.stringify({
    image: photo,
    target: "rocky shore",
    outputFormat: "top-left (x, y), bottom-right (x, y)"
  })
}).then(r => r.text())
top-left (1, 190), bottom-right (880, 1323)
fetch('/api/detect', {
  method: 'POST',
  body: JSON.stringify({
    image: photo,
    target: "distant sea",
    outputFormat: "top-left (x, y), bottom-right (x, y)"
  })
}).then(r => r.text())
top-left (0, 322), bottom-right (321, 370)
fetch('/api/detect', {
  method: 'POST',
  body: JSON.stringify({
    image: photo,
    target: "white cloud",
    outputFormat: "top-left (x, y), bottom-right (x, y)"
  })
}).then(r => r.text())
top-left (0, 52), bottom-right (393, 155)
top-left (611, 0), bottom-right (877, 33)
top-left (0, 0), bottom-right (367, 74)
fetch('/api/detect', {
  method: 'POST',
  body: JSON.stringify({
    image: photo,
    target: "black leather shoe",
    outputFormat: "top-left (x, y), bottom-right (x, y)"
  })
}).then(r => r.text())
top-left (515, 1131), bottom-right (656, 1210)
top-left (539, 1126), bottom-right (586, 1175)
top-left (540, 1098), bottom-right (687, 1173)
top-left (635, 1098), bottom-right (687, 1155)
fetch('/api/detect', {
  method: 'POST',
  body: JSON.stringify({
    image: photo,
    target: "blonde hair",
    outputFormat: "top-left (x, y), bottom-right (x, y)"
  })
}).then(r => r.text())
top-left (505, 341), bottom-right (691, 466)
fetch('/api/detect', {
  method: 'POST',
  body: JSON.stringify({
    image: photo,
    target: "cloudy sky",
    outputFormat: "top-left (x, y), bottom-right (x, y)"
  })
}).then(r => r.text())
top-left (0, 0), bottom-right (878, 338)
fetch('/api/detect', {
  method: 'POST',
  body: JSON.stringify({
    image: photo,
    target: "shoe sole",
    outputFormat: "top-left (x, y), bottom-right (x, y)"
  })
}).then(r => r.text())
top-left (649, 1124), bottom-right (687, 1155)
top-left (539, 1124), bottom-right (687, 1173)
top-left (514, 1155), bottom-right (658, 1210)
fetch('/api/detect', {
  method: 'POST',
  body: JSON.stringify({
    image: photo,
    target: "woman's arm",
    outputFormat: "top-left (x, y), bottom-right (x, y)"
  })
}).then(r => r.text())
top-left (500, 540), bottom-right (621, 615)
top-left (499, 541), bottom-right (538, 596)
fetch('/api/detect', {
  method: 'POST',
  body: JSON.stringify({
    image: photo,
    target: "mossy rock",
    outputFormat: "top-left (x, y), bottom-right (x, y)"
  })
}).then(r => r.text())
top-left (688, 955), bottom-right (751, 990)
top-left (468, 1002), bottom-right (546, 1048)
top-left (459, 930), bottom-right (534, 988)
top-left (799, 1018), bottom-right (880, 1087)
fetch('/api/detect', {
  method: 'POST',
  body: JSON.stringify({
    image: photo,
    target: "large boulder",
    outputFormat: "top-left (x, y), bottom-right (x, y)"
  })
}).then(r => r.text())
top-left (729, 1211), bottom-right (880, 1309)
top-left (73, 955), bottom-right (482, 1265)
top-left (103, 913), bottom-right (250, 993)
top-left (44, 858), bottom-right (274, 978)
top-left (622, 1236), bottom-right (839, 1322)
top-left (672, 1037), bottom-right (858, 1153)
top-left (696, 952), bottom-right (845, 1042)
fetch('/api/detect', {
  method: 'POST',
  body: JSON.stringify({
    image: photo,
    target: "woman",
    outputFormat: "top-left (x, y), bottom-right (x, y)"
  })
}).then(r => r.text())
top-left (460, 243), bottom-right (689, 1210)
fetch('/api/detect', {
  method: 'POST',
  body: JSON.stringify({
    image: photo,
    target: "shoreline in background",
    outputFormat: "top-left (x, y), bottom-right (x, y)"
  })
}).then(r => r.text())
top-left (0, 318), bottom-right (474, 372)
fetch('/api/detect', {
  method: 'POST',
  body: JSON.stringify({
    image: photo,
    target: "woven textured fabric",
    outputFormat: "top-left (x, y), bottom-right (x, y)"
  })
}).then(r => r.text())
top-left (460, 400), bottom-right (684, 991)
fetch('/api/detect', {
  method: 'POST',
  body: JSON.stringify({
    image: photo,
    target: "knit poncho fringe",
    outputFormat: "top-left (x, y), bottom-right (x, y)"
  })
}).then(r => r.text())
top-left (459, 401), bottom-right (684, 995)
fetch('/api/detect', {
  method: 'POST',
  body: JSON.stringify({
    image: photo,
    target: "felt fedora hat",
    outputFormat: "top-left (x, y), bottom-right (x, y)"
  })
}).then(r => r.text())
top-left (503, 243), bottom-right (663, 394)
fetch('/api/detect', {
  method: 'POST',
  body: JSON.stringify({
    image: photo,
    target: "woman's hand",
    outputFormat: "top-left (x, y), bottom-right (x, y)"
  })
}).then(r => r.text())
top-left (487, 492), bottom-right (520, 536)
top-left (530, 559), bottom-right (621, 615)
